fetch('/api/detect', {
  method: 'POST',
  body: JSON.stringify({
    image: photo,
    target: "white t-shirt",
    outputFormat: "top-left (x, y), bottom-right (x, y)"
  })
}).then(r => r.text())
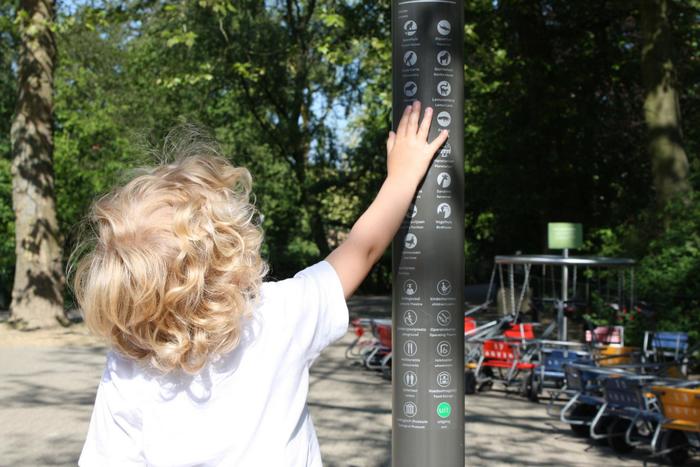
top-left (79, 261), bottom-right (349, 467)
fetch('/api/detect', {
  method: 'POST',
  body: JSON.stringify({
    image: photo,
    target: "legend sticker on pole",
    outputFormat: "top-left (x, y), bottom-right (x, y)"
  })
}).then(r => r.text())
top-left (391, 1), bottom-right (464, 466)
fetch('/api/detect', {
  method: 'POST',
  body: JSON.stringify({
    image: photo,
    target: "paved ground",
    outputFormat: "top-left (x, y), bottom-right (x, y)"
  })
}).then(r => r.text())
top-left (1, 323), bottom-right (699, 466)
top-left (307, 332), bottom-right (700, 467)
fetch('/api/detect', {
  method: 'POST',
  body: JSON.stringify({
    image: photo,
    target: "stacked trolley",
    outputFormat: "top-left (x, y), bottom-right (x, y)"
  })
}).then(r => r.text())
top-left (465, 254), bottom-right (636, 402)
top-left (346, 318), bottom-right (393, 379)
top-left (556, 337), bottom-right (699, 464)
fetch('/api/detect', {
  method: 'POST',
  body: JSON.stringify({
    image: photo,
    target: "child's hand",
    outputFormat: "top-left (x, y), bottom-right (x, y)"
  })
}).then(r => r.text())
top-left (326, 101), bottom-right (450, 299)
top-left (386, 101), bottom-right (449, 187)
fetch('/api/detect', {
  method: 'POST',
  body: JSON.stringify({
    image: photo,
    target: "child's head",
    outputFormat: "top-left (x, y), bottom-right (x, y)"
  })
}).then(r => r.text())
top-left (72, 142), bottom-right (268, 374)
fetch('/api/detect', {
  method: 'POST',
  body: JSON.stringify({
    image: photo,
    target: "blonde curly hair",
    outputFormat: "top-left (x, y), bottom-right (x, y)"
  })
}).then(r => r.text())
top-left (71, 137), bottom-right (268, 374)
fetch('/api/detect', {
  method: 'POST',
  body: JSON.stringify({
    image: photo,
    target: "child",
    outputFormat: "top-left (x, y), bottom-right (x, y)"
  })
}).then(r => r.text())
top-left (75, 101), bottom-right (448, 466)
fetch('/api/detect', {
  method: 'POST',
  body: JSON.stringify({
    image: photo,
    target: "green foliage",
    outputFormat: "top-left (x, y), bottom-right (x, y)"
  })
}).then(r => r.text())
top-left (53, 4), bottom-right (163, 271)
top-left (584, 194), bottom-right (700, 345)
top-left (634, 197), bottom-right (700, 343)
top-left (0, 1), bottom-right (17, 307)
top-left (1, 0), bottom-right (699, 312)
top-left (44, 0), bottom-right (382, 285)
top-left (0, 159), bottom-right (15, 309)
top-left (463, 1), bottom-right (654, 278)
top-left (582, 292), bottom-right (644, 346)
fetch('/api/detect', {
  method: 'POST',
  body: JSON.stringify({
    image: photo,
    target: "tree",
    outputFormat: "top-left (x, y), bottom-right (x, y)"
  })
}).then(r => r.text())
top-left (9, 0), bottom-right (65, 328)
top-left (14, 0), bottom-right (699, 304)
top-left (641, 0), bottom-right (691, 207)
top-left (88, 0), bottom-right (373, 277)
top-left (203, 0), bottom-right (365, 265)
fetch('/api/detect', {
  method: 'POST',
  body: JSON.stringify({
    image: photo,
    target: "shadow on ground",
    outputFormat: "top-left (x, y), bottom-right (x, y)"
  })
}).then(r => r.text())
top-left (2, 322), bottom-right (700, 466)
top-left (0, 345), bottom-right (107, 466)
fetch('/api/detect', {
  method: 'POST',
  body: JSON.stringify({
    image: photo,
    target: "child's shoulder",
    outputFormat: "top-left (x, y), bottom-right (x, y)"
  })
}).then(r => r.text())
top-left (262, 261), bottom-right (338, 292)
top-left (257, 261), bottom-right (341, 315)
top-left (103, 350), bottom-right (158, 385)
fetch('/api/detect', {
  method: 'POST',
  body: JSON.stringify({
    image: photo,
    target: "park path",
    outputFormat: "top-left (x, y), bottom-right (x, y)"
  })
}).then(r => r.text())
top-left (1, 323), bottom-right (698, 466)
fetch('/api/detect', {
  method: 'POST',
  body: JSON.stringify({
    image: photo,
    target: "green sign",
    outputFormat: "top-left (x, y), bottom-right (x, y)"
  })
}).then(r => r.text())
top-left (548, 223), bottom-right (583, 250)
top-left (436, 402), bottom-right (452, 418)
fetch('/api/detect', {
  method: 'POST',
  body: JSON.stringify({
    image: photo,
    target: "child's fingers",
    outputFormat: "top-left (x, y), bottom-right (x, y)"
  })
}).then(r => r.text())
top-left (396, 105), bottom-right (412, 136)
top-left (417, 107), bottom-right (433, 141)
top-left (386, 131), bottom-right (396, 154)
top-left (428, 129), bottom-right (449, 155)
top-left (407, 101), bottom-right (421, 135)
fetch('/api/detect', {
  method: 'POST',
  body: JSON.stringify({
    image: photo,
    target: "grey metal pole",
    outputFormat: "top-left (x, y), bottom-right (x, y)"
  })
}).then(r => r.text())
top-left (560, 248), bottom-right (569, 341)
top-left (391, 1), bottom-right (464, 466)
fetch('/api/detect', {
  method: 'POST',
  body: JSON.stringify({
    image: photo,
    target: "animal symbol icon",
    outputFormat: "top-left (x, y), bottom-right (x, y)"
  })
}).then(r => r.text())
top-left (437, 20), bottom-right (451, 36)
top-left (437, 81), bottom-right (451, 96)
top-left (437, 111), bottom-right (451, 127)
top-left (404, 20), bottom-right (417, 36)
top-left (403, 50), bottom-right (417, 67)
top-left (404, 81), bottom-right (417, 97)
top-left (404, 233), bottom-right (417, 249)
top-left (437, 172), bottom-right (451, 188)
top-left (437, 50), bottom-right (451, 66)
top-left (437, 203), bottom-right (451, 219)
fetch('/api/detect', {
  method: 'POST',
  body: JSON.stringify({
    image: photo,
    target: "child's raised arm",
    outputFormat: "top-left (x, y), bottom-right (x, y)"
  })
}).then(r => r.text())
top-left (326, 101), bottom-right (449, 299)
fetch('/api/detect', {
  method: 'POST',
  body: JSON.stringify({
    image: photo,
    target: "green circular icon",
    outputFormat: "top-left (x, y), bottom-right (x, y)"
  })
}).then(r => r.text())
top-left (436, 402), bottom-right (451, 418)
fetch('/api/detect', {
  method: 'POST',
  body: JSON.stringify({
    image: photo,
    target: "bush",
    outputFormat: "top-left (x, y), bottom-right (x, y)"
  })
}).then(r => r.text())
top-left (635, 197), bottom-right (700, 344)
top-left (589, 195), bottom-right (700, 346)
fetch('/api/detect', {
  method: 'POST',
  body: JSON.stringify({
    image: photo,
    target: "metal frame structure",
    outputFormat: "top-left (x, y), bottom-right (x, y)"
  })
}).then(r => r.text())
top-left (493, 255), bottom-right (636, 341)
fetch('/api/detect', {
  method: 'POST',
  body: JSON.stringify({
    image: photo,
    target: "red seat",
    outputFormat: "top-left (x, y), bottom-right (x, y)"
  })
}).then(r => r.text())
top-left (376, 324), bottom-right (392, 349)
top-left (503, 323), bottom-right (535, 340)
top-left (351, 318), bottom-right (365, 337)
top-left (483, 360), bottom-right (536, 369)
top-left (481, 339), bottom-right (536, 370)
top-left (464, 317), bottom-right (476, 333)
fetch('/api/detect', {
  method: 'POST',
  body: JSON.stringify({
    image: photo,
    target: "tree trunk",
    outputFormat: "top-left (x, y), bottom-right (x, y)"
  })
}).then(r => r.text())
top-left (641, 0), bottom-right (691, 207)
top-left (9, 0), bottom-right (65, 329)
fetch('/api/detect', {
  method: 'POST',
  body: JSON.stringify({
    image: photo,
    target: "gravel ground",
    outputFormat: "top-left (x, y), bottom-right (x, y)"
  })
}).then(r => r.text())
top-left (1, 322), bottom-right (698, 466)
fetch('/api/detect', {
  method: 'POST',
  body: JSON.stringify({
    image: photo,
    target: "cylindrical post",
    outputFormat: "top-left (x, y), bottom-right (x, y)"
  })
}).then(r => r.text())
top-left (560, 249), bottom-right (569, 341)
top-left (391, 1), bottom-right (464, 466)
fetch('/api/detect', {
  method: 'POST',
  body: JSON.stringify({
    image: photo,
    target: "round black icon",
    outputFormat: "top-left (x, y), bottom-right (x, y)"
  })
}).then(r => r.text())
top-left (437, 172), bottom-right (451, 188)
top-left (437, 111), bottom-right (451, 127)
top-left (404, 340), bottom-right (418, 356)
top-left (437, 279), bottom-right (452, 295)
top-left (403, 371), bottom-right (417, 387)
top-left (403, 401), bottom-right (417, 417)
top-left (437, 20), bottom-right (451, 36)
top-left (404, 20), bottom-right (417, 36)
top-left (404, 81), bottom-right (418, 97)
top-left (437, 371), bottom-right (452, 387)
top-left (437, 81), bottom-right (451, 97)
top-left (437, 50), bottom-right (451, 66)
top-left (439, 142), bottom-right (452, 158)
top-left (403, 50), bottom-right (417, 67)
top-left (436, 310), bottom-right (452, 326)
top-left (437, 203), bottom-right (451, 219)
top-left (403, 280), bottom-right (418, 296)
top-left (436, 340), bottom-right (452, 357)
top-left (403, 310), bottom-right (418, 327)
top-left (404, 233), bottom-right (417, 249)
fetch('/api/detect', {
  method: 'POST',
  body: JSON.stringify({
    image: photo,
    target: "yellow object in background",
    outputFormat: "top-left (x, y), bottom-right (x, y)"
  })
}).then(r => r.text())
top-left (597, 346), bottom-right (638, 366)
top-left (652, 385), bottom-right (700, 432)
